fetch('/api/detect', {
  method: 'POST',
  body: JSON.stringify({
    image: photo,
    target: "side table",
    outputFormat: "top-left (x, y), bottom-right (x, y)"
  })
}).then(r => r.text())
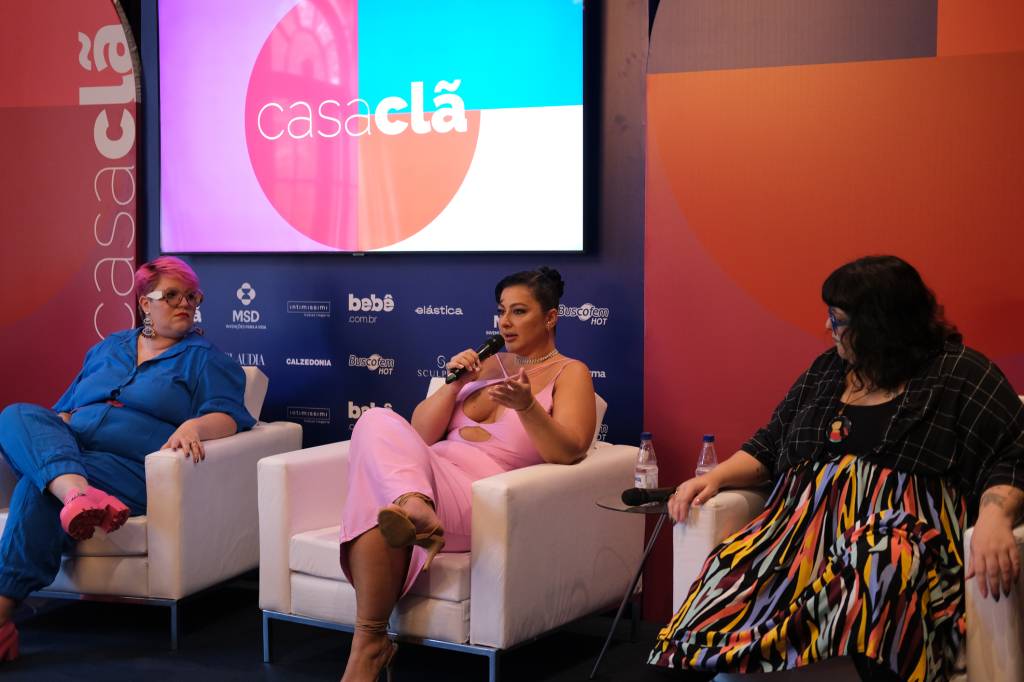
top-left (590, 493), bottom-right (670, 679)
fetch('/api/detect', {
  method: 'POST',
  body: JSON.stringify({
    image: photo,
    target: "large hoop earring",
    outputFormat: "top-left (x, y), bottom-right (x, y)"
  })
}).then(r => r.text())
top-left (141, 313), bottom-right (155, 338)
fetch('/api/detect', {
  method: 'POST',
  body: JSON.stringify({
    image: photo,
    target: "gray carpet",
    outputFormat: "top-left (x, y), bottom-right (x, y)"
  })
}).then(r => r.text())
top-left (2, 577), bottom-right (675, 681)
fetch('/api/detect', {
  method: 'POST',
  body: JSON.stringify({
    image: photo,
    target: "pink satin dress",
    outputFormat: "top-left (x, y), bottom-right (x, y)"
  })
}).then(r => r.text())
top-left (339, 359), bottom-right (572, 596)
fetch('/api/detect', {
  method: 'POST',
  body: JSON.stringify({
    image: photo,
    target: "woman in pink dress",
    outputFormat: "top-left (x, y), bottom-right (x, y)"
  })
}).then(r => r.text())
top-left (337, 267), bottom-right (597, 682)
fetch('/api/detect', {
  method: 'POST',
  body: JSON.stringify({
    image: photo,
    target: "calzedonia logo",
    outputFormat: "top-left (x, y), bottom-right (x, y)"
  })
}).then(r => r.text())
top-left (348, 293), bottom-right (395, 324)
top-left (227, 282), bottom-right (267, 330)
top-left (286, 357), bottom-right (333, 367)
top-left (559, 302), bottom-right (610, 326)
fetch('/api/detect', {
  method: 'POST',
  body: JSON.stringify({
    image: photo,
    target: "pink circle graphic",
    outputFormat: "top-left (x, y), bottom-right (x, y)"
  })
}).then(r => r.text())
top-left (244, 0), bottom-right (480, 250)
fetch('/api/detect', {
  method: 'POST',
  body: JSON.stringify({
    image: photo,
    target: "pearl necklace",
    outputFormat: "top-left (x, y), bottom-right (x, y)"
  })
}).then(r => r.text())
top-left (514, 349), bottom-right (560, 365)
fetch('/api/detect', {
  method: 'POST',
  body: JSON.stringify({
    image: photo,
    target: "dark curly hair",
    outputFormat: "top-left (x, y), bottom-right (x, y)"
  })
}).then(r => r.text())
top-left (822, 255), bottom-right (957, 390)
top-left (494, 266), bottom-right (565, 311)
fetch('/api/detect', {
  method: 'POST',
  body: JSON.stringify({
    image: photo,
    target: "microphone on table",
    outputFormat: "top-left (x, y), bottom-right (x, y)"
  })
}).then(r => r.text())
top-left (445, 335), bottom-right (506, 384)
top-left (621, 487), bottom-right (676, 506)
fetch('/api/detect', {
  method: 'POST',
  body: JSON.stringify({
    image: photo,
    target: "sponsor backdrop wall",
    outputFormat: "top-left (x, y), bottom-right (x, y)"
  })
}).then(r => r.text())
top-left (645, 0), bottom-right (1024, 620)
top-left (0, 1), bottom-right (138, 407)
top-left (139, 2), bottom-right (647, 449)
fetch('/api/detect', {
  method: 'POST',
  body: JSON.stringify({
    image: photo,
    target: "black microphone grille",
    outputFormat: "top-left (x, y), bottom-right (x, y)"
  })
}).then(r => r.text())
top-left (621, 488), bottom-right (645, 506)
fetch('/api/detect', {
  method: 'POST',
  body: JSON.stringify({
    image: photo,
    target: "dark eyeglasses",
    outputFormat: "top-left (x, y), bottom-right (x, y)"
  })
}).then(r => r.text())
top-left (145, 288), bottom-right (204, 308)
top-left (828, 308), bottom-right (849, 334)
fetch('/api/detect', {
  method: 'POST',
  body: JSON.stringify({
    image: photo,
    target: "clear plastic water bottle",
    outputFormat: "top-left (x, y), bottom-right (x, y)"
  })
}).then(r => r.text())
top-left (634, 432), bottom-right (658, 489)
top-left (695, 434), bottom-right (718, 477)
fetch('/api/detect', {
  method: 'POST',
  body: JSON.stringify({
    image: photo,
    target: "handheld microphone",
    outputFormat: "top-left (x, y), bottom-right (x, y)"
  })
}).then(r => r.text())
top-left (445, 336), bottom-right (506, 384)
top-left (621, 487), bottom-right (676, 506)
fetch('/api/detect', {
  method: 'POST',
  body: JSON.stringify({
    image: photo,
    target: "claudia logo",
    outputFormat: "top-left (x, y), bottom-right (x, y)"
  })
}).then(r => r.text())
top-left (559, 302), bottom-right (610, 326)
top-left (348, 353), bottom-right (396, 375)
top-left (286, 357), bottom-right (333, 367)
top-left (227, 351), bottom-right (266, 367)
top-left (243, 0), bottom-right (481, 252)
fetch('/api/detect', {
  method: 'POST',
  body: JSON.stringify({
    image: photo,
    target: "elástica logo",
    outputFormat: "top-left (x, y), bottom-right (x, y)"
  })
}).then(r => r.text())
top-left (243, 0), bottom-right (481, 251)
top-left (559, 302), bottom-right (610, 326)
top-left (415, 304), bottom-right (463, 316)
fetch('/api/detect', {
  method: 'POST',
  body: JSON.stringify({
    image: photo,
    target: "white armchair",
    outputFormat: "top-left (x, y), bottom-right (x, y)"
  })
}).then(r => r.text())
top-left (673, 488), bottom-right (1024, 682)
top-left (0, 367), bottom-right (303, 648)
top-left (258, 387), bottom-right (643, 682)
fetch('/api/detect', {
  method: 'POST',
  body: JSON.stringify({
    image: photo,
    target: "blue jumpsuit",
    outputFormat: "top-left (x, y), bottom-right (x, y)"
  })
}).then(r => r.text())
top-left (0, 329), bottom-right (254, 601)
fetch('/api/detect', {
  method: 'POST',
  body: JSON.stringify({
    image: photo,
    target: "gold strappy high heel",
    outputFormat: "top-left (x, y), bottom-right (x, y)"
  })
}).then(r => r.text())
top-left (352, 617), bottom-right (396, 682)
top-left (377, 492), bottom-right (446, 571)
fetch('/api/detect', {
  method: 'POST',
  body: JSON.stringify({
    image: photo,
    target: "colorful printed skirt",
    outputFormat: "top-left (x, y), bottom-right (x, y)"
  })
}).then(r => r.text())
top-left (650, 455), bottom-right (966, 682)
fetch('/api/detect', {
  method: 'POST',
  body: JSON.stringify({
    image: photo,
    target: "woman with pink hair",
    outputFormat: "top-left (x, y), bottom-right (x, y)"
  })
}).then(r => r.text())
top-left (0, 256), bottom-right (254, 661)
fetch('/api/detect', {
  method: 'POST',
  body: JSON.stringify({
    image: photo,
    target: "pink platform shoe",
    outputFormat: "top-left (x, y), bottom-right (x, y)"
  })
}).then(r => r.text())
top-left (0, 621), bottom-right (18, 662)
top-left (59, 486), bottom-right (129, 540)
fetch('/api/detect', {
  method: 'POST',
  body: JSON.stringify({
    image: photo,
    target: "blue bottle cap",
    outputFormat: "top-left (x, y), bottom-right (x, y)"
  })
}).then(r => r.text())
top-left (702, 434), bottom-right (715, 442)
top-left (641, 431), bottom-right (652, 440)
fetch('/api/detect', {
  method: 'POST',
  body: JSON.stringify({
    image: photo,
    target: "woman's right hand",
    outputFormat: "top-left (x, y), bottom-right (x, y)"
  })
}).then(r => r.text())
top-left (668, 475), bottom-right (720, 523)
top-left (446, 348), bottom-right (483, 385)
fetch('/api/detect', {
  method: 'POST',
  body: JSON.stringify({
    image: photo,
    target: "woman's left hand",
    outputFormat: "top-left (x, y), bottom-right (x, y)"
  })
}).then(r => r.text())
top-left (967, 513), bottom-right (1021, 600)
top-left (162, 420), bottom-right (206, 462)
top-left (487, 369), bottom-right (535, 412)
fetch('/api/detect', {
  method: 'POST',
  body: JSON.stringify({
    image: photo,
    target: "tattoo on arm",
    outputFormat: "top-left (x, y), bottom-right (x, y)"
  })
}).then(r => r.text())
top-left (980, 492), bottom-right (1007, 509)
top-left (980, 486), bottom-right (1024, 524)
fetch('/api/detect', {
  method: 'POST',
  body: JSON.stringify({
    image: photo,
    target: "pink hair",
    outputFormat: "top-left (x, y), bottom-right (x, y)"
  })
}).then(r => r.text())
top-left (134, 256), bottom-right (200, 298)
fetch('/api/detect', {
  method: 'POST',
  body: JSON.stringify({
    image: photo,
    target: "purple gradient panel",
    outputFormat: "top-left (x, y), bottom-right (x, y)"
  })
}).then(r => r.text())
top-left (159, 0), bottom-right (337, 252)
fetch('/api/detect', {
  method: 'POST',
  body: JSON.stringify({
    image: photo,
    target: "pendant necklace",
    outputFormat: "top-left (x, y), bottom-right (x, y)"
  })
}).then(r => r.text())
top-left (827, 383), bottom-right (892, 444)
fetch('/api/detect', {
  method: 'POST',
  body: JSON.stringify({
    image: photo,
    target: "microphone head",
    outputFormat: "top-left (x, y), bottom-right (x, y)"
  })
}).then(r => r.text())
top-left (621, 488), bottom-right (645, 506)
top-left (477, 335), bottom-right (505, 358)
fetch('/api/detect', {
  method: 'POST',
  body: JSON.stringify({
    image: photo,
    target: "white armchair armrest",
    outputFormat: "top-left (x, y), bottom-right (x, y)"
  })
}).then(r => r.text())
top-left (258, 441), bottom-right (352, 614)
top-left (469, 441), bottom-right (643, 648)
top-left (671, 489), bottom-right (769, 609)
top-left (963, 524), bottom-right (1024, 682)
top-left (145, 420), bottom-right (302, 599)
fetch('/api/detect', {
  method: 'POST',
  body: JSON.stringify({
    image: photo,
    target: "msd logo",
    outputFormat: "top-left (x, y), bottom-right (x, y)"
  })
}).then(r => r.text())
top-left (226, 282), bottom-right (267, 330)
